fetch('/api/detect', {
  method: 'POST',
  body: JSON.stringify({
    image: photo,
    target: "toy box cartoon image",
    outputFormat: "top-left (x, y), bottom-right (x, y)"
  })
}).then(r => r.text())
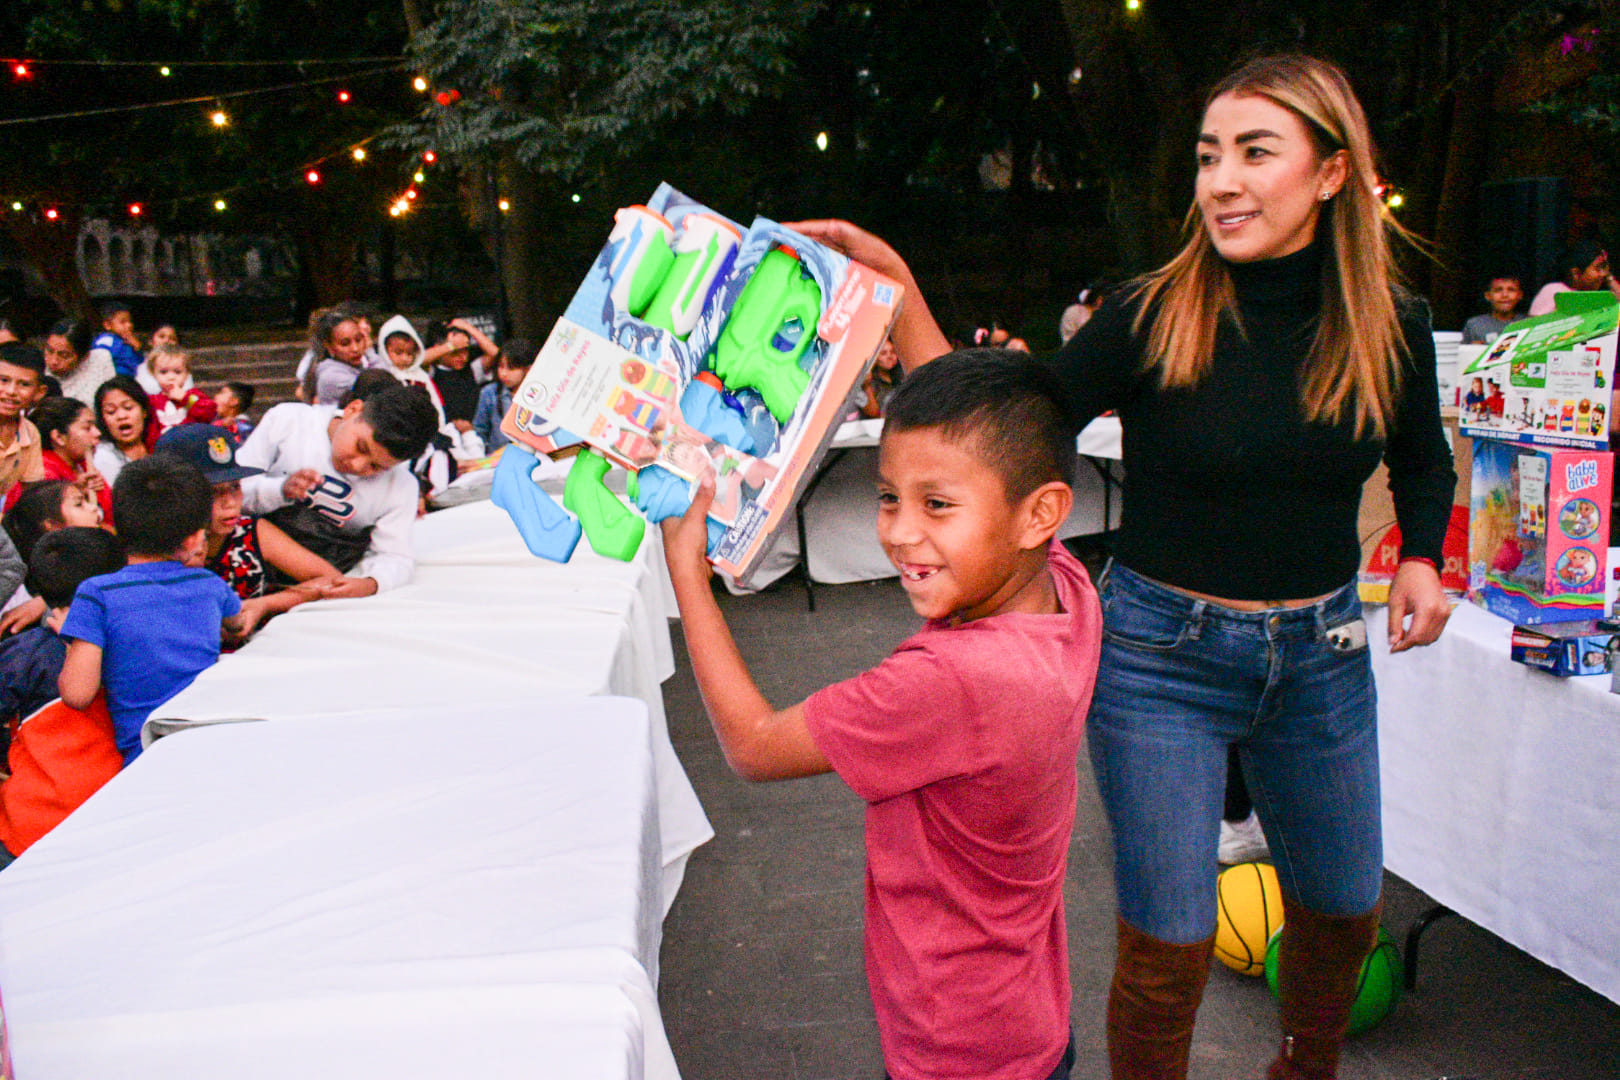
top-left (1510, 619), bottom-right (1619, 676)
top-left (1457, 290), bottom-right (1618, 450)
top-left (498, 183), bottom-right (902, 584)
top-left (1469, 438), bottom-right (1612, 624)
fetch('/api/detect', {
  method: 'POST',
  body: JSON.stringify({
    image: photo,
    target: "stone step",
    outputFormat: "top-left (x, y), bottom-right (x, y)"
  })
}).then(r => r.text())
top-left (187, 340), bottom-right (305, 420)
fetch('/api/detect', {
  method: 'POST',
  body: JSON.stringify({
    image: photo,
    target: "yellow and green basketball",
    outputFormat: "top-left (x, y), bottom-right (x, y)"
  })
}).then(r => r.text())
top-left (1265, 926), bottom-right (1404, 1035)
top-left (1214, 860), bottom-right (1284, 975)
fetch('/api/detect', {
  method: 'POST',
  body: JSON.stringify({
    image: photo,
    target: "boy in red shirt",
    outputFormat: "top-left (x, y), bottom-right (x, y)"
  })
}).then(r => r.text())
top-left (662, 350), bottom-right (1102, 1080)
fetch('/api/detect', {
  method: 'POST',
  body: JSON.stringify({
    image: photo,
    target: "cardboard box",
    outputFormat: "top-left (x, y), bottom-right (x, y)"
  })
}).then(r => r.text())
top-left (1510, 620), bottom-right (1618, 676)
top-left (1357, 411), bottom-right (1471, 601)
top-left (1468, 439), bottom-right (1612, 623)
top-left (1457, 290), bottom-right (1618, 450)
top-left (499, 182), bottom-right (901, 586)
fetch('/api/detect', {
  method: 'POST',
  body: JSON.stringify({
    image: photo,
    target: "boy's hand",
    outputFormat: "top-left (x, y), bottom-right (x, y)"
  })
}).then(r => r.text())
top-left (452, 419), bottom-right (473, 433)
top-left (226, 602), bottom-right (267, 645)
top-left (0, 596), bottom-right (45, 637)
top-left (281, 468), bottom-right (320, 502)
top-left (661, 475), bottom-right (715, 582)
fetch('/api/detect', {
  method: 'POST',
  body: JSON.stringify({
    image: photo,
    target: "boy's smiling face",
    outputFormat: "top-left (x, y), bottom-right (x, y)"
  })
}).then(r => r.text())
top-left (328, 401), bottom-right (402, 477)
top-left (0, 361), bottom-right (40, 421)
top-left (877, 425), bottom-right (1055, 623)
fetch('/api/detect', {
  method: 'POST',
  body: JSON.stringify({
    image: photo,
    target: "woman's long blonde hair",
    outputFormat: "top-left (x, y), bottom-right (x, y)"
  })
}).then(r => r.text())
top-left (1134, 54), bottom-right (1419, 438)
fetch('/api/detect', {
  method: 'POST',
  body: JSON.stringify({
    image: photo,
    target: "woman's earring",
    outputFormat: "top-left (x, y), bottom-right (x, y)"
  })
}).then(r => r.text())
top-left (1320, 191), bottom-right (1333, 201)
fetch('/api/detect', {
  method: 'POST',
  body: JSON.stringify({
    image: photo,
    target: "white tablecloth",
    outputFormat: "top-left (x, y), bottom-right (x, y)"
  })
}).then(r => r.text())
top-left (0, 697), bottom-right (678, 1079)
top-left (1371, 601), bottom-right (1620, 1003)
top-left (155, 499), bottom-right (707, 900)
top-left (745, 416), bottom-right (1124, 587)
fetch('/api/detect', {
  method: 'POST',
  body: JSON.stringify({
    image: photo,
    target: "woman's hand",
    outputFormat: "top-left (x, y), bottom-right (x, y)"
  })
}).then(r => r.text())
top-left (1387, 559), bottom-right (1451, 652)
top-left (661, 474), bottom-right (716, 585)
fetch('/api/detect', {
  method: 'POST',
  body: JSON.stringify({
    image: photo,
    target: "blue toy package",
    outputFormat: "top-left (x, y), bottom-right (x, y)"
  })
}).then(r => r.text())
top-left (1509, 620), bottom-right (1619, 676)
top-left (493, 182), bottom-right (903, 583)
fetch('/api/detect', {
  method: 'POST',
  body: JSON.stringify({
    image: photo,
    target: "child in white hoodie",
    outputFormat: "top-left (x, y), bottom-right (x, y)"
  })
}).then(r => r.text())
top-left (235, 384), bottom-right (439, 596)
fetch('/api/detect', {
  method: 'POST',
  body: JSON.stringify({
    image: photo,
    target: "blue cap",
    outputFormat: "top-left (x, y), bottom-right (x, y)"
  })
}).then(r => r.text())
top-left (154, 423), bottom-right (263, 483)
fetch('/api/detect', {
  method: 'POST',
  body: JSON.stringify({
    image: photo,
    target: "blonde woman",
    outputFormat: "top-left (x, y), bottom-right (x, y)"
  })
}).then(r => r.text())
top-left (795, 54), bottom-right (1454, 1080)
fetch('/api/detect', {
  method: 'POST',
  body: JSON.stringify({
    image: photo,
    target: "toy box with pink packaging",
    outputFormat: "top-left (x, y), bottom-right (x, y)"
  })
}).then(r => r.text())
top-left (1468, 438), bottom-right (1612, 624)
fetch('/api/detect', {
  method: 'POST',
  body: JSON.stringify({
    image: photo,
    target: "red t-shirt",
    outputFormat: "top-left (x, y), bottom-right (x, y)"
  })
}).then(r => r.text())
top-left (803, 542), bottom-right (1102, 1080)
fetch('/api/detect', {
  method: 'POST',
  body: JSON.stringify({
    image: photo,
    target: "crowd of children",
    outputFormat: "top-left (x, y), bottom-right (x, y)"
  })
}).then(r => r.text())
top-left (0, 299), bottom-right (471, 866)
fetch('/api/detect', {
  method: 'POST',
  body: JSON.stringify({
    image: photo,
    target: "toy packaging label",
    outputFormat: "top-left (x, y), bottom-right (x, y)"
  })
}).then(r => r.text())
top-left (501, 183), bottom-right (901, 584)
top-left (1457, 290), bottom-right (1618, 450)
top-left (1469, 438), bottom-right (1612, 624)
top-left (1510, 620), bottom-right (1618, 676)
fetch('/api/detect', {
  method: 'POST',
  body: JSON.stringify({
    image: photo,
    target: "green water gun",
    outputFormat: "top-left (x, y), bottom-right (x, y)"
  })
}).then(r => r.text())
top-left (563, 448), bottom-right (645, 562)
top-left (710, 247), bottom-right (823, 424)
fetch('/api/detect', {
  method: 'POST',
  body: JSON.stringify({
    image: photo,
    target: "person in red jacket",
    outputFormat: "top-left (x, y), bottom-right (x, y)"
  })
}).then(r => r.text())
top-left (147, 345), bottom-right (216, 437)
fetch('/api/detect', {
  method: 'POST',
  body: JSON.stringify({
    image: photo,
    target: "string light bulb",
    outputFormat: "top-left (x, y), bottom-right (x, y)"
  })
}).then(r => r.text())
top-left (413, 171), bottom-right (425, 183)
top-left (13, 63), bottom-right (32, 80)
top-left (498, 199), bottom-right (510, 212)
top-left (210, 109), bottom-right (229, 128)
top-left (128, 203), bottom-right (143, 217)
top-left (44, 207), bottom-right (59, 221)
top-left (305, 169), bottom-right (322, 185)
top-left (337, 89), bottom-right (351, 103)
top-left (423, 150), bottom-right (437, 164)
top-left (352, 147), bottom-right (367, 162)
top-left (1387, 193), bottom-right (1405, 209)
top-left (815, 131), bottom-right (829, 151)
top-left (1125, 0), bottom-right (1141, 10)
top-left (213, 198), bottom-right (228, 212)
top-left (391, 198), bottom-right (410, 216)
top-left (412, 76), bottom-right (428, 92)
top-left (159, 66), bottom-right (172, 77)
top-left (9, 202), bottom-right (21, 212)
top-left (571, 194), bottom-right (581, 204)
top-left (405, 188), bottom-right (418, 201)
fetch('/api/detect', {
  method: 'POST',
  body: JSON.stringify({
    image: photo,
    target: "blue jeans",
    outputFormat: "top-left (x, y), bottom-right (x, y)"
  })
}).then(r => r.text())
top-left (1087, 560), bottom-right (1382, 945)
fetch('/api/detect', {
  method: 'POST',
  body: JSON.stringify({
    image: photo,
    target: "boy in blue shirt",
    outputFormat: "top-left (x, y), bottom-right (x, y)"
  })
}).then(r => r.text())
top-left (89, 301), bottom-right (144, 379)
top-left (59, 455), bottom-right (244, 763)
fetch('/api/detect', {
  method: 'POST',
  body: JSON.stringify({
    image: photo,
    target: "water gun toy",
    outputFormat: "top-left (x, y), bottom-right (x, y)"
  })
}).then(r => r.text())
top-left (710, 246), bottom-right (822, 423)
top-left (628, 374), bottom-right (755, 553)
top-left (491, 445), bottom-right (581, 562)
top-left (641, 213), bottom-right (741, 338)
top-left (563, 448), bottom-right (646, 562)
top-left (606, 206), bottom-right (677, 317)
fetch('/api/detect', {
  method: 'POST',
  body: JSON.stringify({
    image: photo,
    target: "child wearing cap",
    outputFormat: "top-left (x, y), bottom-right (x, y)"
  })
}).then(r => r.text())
top-left (155, 423), bottom-right (349, 638)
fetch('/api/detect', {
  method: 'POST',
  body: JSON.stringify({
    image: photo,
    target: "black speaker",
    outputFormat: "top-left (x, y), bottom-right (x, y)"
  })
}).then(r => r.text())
top-left (1473, 177), bottom-right (1570, 296)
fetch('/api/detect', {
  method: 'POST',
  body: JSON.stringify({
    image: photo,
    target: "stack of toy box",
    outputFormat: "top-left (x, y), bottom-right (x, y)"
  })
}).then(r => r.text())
top-left (1460, 291), bottom-right (1618, 628)
top-left (498, 183), bottom-right (901, 587)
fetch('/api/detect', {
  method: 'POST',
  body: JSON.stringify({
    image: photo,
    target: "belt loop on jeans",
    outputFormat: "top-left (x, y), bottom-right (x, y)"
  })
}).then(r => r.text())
top-left (1187, 599), bottom-right (1207, 639)
top-left (1312, 594), bottom-right (1332, 640)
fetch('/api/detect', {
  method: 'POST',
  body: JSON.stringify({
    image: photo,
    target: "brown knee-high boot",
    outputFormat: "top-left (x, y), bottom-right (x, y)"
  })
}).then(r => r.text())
top-left (1266, 893), bottom-right (1382, 1080)
top-left (1107, 915), bottom-right (1215, 1080)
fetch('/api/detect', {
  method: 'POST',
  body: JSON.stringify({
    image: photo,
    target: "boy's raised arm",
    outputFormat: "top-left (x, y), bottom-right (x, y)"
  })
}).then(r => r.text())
top-left (662, 482), bottom-right (831, 782)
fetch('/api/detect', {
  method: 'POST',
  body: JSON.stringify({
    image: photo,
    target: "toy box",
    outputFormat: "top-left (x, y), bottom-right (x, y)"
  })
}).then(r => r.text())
top-left (499, 183), bottom-right (901, 585)
top-left (1357, 411), bottom-right (1471, 602)
top-left (1468, 438), bottom-right (1612, 624)
top-left (1457, 290), bottom-right (1618, 450)
top-left (1510, 620), bottom-right (1618, 676)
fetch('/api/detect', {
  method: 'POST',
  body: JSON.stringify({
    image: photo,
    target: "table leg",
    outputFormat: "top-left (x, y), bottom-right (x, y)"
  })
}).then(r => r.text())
top-left (1403, 903), bottom-right (1456, 991)
top-left (794, 449), bottom-right (849, 613)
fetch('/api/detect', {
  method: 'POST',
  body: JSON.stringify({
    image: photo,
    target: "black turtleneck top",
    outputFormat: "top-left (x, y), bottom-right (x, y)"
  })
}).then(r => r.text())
top-left (1047, 243), bottom-right (1456, 601)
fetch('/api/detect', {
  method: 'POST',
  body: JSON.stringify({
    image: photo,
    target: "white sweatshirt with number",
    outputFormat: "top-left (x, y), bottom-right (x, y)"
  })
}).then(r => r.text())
top-left (236, 402), bottom-right (418, 592)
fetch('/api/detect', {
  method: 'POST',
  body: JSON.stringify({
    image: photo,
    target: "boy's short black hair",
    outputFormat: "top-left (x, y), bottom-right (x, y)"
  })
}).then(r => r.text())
top-left (358, 382), bottom-right (439, 462)
top-left (500, 337), bottom-right (538, 369)
top-left (223, 380), bottom-right (255, 412)
top-left (113, 454), bottom-right (212, 557)
top-left (340, 368), bottom-right (401, 407)
top-left (26, 527), bottom-right (125, 608)
top-left (0, 341), bottom-right (45, 375)
top-left (98, 299), bottom-right (132, 322)
top-left (2, 480), bottom-right (76, 561)
top-left (883, 348), bottom-right (1074, 500)
top-left (1483, 272), bottom-right (1523, 290)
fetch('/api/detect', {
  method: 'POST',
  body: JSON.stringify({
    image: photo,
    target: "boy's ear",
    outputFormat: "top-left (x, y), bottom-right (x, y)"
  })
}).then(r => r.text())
top-left (343, 398), bottom-right (366, 420)
top-left (1017, 481), bottom-right (1073, 551)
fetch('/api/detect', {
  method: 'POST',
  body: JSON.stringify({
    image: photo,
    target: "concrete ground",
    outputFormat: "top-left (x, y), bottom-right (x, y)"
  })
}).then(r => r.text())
top-left (658, 570), bottom-right (1620, 1080)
